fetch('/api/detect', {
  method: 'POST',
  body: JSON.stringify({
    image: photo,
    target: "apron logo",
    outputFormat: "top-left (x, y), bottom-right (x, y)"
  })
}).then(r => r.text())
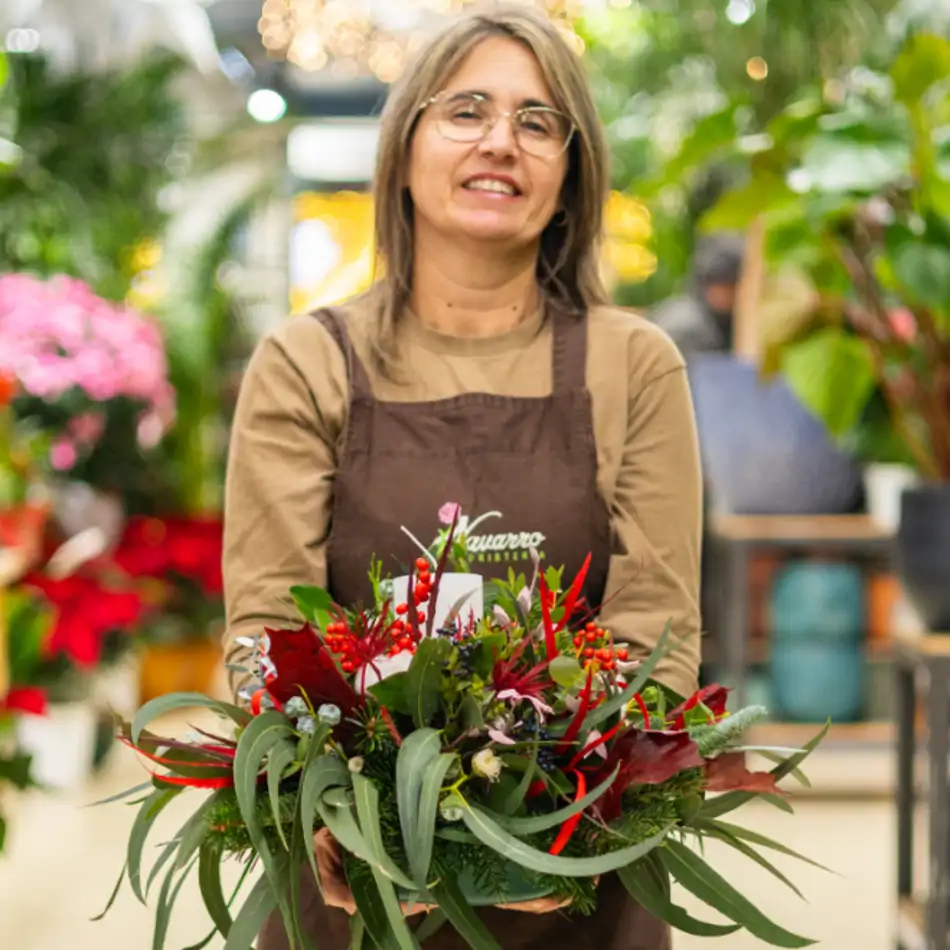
top-left (450, 511), bottom-right (547, 564)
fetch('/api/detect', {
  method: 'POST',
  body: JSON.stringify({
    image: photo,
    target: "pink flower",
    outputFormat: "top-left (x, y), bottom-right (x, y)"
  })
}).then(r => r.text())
top-left (438, 502), bottom-right (461, 526)
top-left (69, 412), bottom-right (105, 445)
top-left (50, 438), bottom-right (78, 471)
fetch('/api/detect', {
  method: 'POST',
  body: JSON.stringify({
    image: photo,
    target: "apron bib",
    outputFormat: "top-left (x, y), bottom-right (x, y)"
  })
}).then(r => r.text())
top-left (258, 305), bottom-right (669, 950)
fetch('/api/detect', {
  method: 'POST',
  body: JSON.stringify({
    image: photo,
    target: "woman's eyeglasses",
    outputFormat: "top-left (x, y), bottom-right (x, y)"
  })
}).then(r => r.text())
top-left (421, 91), bottom-right (576, 160)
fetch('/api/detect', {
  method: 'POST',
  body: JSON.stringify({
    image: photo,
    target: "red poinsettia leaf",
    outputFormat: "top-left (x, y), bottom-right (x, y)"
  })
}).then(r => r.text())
top-left (704, 752), bottom-right (781, 794)
top-left (264, 623), bottom-right (361, 713)
top-left (668, 684), bottom-right (730, 728)
top-left (1, 686), bottom-right (48, 716)
top-left (591, 728), bottom-right (704, 821)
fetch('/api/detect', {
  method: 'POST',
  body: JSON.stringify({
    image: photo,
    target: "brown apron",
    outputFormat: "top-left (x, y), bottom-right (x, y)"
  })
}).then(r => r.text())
top-left (258, 304), bottom-right (670, 950)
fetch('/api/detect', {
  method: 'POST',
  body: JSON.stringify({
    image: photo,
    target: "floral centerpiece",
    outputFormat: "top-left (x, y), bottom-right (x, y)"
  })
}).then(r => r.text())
top-left (102, 511), bottom-right (826, 950)
top-left (0, 273), bottom-right (175, 495)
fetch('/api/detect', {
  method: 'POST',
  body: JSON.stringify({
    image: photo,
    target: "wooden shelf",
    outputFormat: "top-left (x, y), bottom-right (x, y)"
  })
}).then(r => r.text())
top-left (710, 514), bottom-right (892, 545)
top-left (894, 628), bottom-right (950, 657)
top-left (748, 720), bottom-right (894, 749)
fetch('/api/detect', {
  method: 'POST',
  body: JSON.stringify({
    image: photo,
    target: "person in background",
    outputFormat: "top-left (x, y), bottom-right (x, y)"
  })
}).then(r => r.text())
top-left (649, 232), bottom-right (745, 357)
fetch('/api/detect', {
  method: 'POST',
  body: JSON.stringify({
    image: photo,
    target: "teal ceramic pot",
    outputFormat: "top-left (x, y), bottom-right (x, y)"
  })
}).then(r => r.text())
top-left (770, 640), bottom-right (865, 722)
top-left (770, 561), bottom-right (865, 644)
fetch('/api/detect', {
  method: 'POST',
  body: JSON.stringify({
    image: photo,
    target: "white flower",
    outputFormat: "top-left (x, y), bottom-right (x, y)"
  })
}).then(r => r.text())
top-left (472, 748), bottom-right (503, 782)
top-left (348, 756), bottom-right (365, 774)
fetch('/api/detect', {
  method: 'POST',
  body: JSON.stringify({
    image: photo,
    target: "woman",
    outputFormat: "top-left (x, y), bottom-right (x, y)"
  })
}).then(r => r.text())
top-left (223, 6), bottom-right (703, 949)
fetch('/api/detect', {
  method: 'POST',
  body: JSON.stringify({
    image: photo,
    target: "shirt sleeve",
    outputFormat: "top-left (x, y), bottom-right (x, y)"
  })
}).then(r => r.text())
top-left (597, 363), bottom-right (704, 701)
top-left (221, 327), bottom-right (343, 698)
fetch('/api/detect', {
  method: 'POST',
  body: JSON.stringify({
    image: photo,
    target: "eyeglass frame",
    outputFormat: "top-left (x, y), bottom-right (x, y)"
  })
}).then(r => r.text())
top-left (418, 90), bottom-right (577, 159)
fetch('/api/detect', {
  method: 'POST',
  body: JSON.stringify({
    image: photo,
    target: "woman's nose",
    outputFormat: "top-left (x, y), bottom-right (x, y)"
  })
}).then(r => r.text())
top-left (477, 114), bottom-right (518, 156)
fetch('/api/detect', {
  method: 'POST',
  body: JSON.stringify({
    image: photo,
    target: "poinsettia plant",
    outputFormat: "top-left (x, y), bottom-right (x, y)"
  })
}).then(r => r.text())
top-left (101, 512), bottom-right (828, 950)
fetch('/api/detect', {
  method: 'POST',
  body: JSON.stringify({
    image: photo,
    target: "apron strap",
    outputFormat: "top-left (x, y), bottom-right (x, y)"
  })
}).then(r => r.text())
top-left (550, 303), bottom-right (589, 393)
top-left (313, 307), bottom-right (374, 399)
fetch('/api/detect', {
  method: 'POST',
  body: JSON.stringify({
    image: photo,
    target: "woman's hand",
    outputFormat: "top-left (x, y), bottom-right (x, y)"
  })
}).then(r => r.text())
top-left (314, 829), bottom-right (573, 916)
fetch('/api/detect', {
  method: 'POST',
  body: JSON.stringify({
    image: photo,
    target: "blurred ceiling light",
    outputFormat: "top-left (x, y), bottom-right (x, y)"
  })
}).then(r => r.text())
top-left (0, 0), bottom-right (220, 74)
top-left (746, 56), bottom-right (768, 80)
top-left (258, 0), bottom-right (585, 82)
top-left (247, 88), bottom-right (288, 123)
top-left (725, 0), bottom-right (754, 26)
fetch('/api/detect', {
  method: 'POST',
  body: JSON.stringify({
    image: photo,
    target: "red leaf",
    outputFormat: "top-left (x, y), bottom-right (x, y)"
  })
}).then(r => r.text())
top-left (263, 623), bottom-right (361, 714)
top-left (555, 554), bottom-right (591, 634)
top-left (704, 752), bottom-right (781, 794)
top-left (669, 684), bottom-right (730, 729)
top-left (592, 729), bottom-right (704, 821)
top-left (539, 573), bottom-right (558, 659)
top-left (549, 770), bottom-right (587, 855)
top-left (1, 686), bottom-right (48, 716)
top-left (151, 772), bottom-right (235, 789)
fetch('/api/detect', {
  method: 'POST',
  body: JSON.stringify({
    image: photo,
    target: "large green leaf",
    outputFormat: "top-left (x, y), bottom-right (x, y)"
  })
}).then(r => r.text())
top-left (413, 753), bottom-right (457, 887)
top-left (660, 839), bottom-right (815, 947)
top-left (128, 788), bottom-right (183, 903)
top-left (406, 638), bottom-right (450, 728)
top-left (173, 789), bottom-right (231, 873)
top-left (548, 655), bottom-right (584, 689)
top-left (686, 824), bottom-right (805, 898)
top-left (299, 746), bottom-right (346, 886)
top-left (693, 818), bottom-right (833, 873)
top-left (153, 858), bottom-right (197, 950)
top-left (780, 329), bottom-right (876, 437)
top-left (460, 803), bottom-right (670, 876)
top-left (494, 767), bottom-right (619, 835)
top-left (233, 711), bottom-right (296, 934)
top-left (892, 241), bottom-right (950, 311)
top-left (502, 734), bottom-right (539, 816)
top-left (267, 739), bottom-right (298, 852)
top-left (320, 787), bottom-right (415, 888)
top-left (349, 869), bottom-right (407, 950)
top-left (429, 873), bottom-right (502, 949)
top-left (290, 585), bottom-right (335, 629)
top-left (351, 774), bottom-right (417, 890)
top-left (701, 174), bottom-right (798, 232)
top-left (198, 840), bottom-right (233, 937)
top-left (891, 33), bottom-right (950, 106)
top-left (223, 873), bottom-right (278, 950)
top-left (395, 728), bottom-right (442, 883)
top-left (368, 672), bottom-right (412, 716)
top-left (799, 135), bottom-right (909, 193)
top-left (132, 693), bottom-right (250, 745)
top-left (617, 860), bottom-right (740, 937)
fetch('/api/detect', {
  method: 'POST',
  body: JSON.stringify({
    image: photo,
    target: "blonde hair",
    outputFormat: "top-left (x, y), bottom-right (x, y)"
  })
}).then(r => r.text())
top-left (369, 4), bottom-right (611, 371)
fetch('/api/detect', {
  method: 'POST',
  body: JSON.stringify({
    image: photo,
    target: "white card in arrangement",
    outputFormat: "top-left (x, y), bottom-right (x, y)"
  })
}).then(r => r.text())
top-left (387, 572), bottom-right (484, 634)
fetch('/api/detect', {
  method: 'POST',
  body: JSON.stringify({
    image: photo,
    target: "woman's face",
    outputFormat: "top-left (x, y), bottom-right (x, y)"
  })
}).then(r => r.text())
top-left (407, 36), bottom-right (570, 251)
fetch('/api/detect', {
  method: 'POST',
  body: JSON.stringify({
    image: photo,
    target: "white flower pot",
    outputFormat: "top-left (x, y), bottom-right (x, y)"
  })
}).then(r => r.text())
top-left (16, 701), bottom-right (97, 791)
top-left (865, 463), bottom-right (919, 532)
top-left (388, 572), bottom-right (483, 634)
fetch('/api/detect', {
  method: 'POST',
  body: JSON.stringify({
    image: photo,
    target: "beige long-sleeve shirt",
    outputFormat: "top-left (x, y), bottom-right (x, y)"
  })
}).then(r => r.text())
top-left (223, 290), bottom-right (704, 700)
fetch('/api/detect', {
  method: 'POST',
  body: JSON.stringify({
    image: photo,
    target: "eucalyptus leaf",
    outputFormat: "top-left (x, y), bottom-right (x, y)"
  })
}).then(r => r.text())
top-left (351, 774), bottom-right (417, 890)
top-left (132, 693), bottom-right (250, 745)
top-left (368, 672), bottom-right (412, 716)
top-left (267, 739), bottom-right (299, 852)
top-left (494, 766), bottom-right (619, 834)
top-left (396, 728), bottom-right (442, 881)
top-left (223, 873), bottom-right (278, 950)
top-left (661, 839), bottom-right (815, 948)
top-left (461, 804), bottom-right (670, 877)
top-left (548, 655), bottom-right (584, 688)
top-left (128, 787), bottom-right (182, 904)
top-left (406, 638), bottom-right (450, 728)
top-left (198, 840), bottom-right (233, 937)
top-left (413, 753), bottom-right (457, 887)
top-left (299, 748), bottom-right (348, 886)
top-left (429, 873), bottom-right (503, 949)
top-left (618, 861), bottom-right (740, 937)
top-left (692, 818), bottom-right (833, 873)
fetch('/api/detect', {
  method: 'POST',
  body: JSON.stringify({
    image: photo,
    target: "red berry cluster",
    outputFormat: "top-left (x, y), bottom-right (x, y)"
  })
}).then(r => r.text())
top-left (324, 621), bottom-right (361, 673)
top-left (388, 558), bottom-right (434, 657)
top-left (572, 622), bottom-right (629, 672)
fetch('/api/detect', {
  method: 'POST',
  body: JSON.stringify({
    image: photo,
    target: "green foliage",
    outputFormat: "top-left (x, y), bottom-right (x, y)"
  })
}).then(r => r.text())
top-left (0, 53), bottom-right (184, 300)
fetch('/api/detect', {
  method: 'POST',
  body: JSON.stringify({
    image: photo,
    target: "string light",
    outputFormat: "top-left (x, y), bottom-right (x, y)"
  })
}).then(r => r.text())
top-left (258, 0), bottom-right (585, 82)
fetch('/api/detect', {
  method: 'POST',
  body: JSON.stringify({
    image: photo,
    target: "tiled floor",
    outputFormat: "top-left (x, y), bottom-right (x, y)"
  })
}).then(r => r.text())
top-left (0, 722), bottom-right (900, 950)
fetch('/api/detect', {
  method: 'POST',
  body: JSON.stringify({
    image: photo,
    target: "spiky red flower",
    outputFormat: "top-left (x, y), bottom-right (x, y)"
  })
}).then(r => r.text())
top-left (491, 637), bottom-right (551, 699)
